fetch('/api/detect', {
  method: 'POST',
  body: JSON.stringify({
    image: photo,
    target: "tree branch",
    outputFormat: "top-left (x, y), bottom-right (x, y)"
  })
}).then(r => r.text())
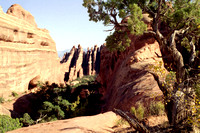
top-left (114, 108), bottom-right (150, 133)
top-left (156, 0), bottom-right (163, 21)
top-left (169, 28), bottom-right (189, 82)
top-left (148, 71), bottom-right (169, 96)
top-left (154, 52), bottom-right (171, 59)
top-left (189, 38), bottom-right (196, 65)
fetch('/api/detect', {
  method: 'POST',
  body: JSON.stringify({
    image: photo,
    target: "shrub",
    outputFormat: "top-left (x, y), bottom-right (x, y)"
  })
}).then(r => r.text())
top-left (150, 101), bottom-right (165, 116)
top-left (0, 97), bottom-right (4, 104)
top-left (21, 77), bottom-right (102, 124)
top-left (20, 113), bottom-right (34, 127)
top-left (136, 105), bottom-right (145, 120)
top-left (70, 75), bottom-right (97, 88)
top-left (130, 105), bottom-right (145, 120)
top-left (11, 91), bottom-right (18, 97)
top-left (130, 106), bottom-right (136, 116)
top-left (0, 115), bottom-right (22, 133)
top-left (115, 118), bottom-right (129, 126)
top-left (38, 101), bottom-right (65, 122)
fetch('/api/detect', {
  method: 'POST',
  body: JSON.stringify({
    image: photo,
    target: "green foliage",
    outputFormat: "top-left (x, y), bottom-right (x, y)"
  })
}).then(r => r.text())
top-left (130, 105), bottom-right (144, 120)
top-left (70, 75), bottom-right (97, 88)
top-left (127, 3), bottom-right (147, 35)
top-left (20, 113), bottom-right (34, 127)
top-left (0, 115), bottom-right (22, 133)
top-left (164, 0), bottom-right (200, 34)
top-left (130, 106), bottom-right (136, 116)
top-left (106, 31), bottom-right (131, 52)
top-left (115, 118), bottom-right (129, 127)
top-left (149, 101), bottom-right (165, 116)
top-left (181, 37), bottom-right (191, 52)
top-left (165, 71), bottom-right (176, 88)
top-left (136, 105), bottom-right (145, 120)
top-left (83, 0), bottom-right (147, 52)
top-left (19, 76), bottom-right (102, 125)
top-left (11, 91), bottom-right (18, 97)
top-left (0, 97), bottom-right (4, 104)
top-left (130, 101), bottom-right (165, 120)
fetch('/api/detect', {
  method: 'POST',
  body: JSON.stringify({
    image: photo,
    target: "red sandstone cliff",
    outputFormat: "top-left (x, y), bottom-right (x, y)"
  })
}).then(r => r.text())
top-left (0, 4), bottom-right (64, 98)
top-left (98, 14), bottom-right (165, 112)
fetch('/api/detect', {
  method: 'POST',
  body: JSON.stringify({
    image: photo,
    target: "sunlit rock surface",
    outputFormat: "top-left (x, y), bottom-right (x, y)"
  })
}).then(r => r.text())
top-left (0, 4), bottom-right (64, 97)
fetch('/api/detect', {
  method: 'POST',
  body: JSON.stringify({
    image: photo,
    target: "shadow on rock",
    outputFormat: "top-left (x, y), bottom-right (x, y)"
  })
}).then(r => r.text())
top-left (12, 93), bottom-right (37, 118)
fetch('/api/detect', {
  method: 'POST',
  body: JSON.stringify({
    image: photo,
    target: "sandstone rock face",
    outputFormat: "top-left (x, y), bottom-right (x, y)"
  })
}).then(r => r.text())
top-left (61, 45), bottom-right (101, 82)
top-left (0, 104), bottom-right (11, 116)
top-left (6, 4), bottom-right (37, 27)
top-left (98, 33), bottom-right (164, 112)
top-left (0, 4), bottom-right (64, 98)
top-left (8, 111), bottom-right (119, 133)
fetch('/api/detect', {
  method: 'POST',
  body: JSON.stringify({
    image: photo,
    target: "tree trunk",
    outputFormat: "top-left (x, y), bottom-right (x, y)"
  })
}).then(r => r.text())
top-left (151, 71), bottom-right (197, 132)
top-left (165, 87), bottom-right (195, 126)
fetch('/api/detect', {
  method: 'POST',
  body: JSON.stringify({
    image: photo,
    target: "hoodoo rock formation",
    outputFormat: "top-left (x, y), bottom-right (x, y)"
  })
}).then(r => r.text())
top-left (61, 45), bottom-right (101, 82)
top-left (98, 14), bottom-right (164, 112)
top-left (0, 4), bottom-right (64, 98)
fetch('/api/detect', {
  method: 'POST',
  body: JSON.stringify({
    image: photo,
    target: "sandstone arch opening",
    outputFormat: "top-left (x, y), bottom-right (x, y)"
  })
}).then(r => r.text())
top-left (28, 76), bottom-right (40, 90)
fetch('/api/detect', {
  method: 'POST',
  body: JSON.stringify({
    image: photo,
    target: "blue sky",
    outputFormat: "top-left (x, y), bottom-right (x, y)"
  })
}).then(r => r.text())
top-left (0, 0), bottom-right (110, 51)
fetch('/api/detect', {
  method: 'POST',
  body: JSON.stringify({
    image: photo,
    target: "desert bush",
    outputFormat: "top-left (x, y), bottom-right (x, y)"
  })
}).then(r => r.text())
top-left (130, 105), bottom-right (145, 120)
top-left (38, 101), bottom-right (65, 122)
top-left (136, 105), bottom-right (145, 120)
top-left (0, 115), bottom-right (22, 133)
top-left (0, 97), bottom-right (4, 104)
top-left (149, 101), bottom-right (165, 116)
top-left (11, 91), bottom-right (18, 97)
top-left (130, 106), bottom-right (136, 116)
top-left (70, 75), bottom-right (97, 88)
top-left (115, 118), bottom-right (129, 127)
top-left (20, 113), bottom-right (34, 127)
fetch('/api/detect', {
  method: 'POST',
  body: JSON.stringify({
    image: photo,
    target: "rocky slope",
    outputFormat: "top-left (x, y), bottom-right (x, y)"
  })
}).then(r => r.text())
top-left (61, 44), bottom-right (100, 82)
top-left (8, 111), bottom-right (120, 133)
top-left (7, 111), bottom-right (168, 133)
top-left (0, 4), bottom-right (64, 98)
top-left (98, 14), bottom-right (164, 112)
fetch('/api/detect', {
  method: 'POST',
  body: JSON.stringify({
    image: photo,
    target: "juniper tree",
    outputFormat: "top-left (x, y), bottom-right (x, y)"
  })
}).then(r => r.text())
top-left (83, 0), bottom-right (200, 131)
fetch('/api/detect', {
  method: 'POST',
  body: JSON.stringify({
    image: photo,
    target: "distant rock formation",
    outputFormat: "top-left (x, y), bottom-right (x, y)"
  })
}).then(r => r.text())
top-left (0, 4), bottom-right (64, 98)
top-left (61, 45), bottom-right (101, 82)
